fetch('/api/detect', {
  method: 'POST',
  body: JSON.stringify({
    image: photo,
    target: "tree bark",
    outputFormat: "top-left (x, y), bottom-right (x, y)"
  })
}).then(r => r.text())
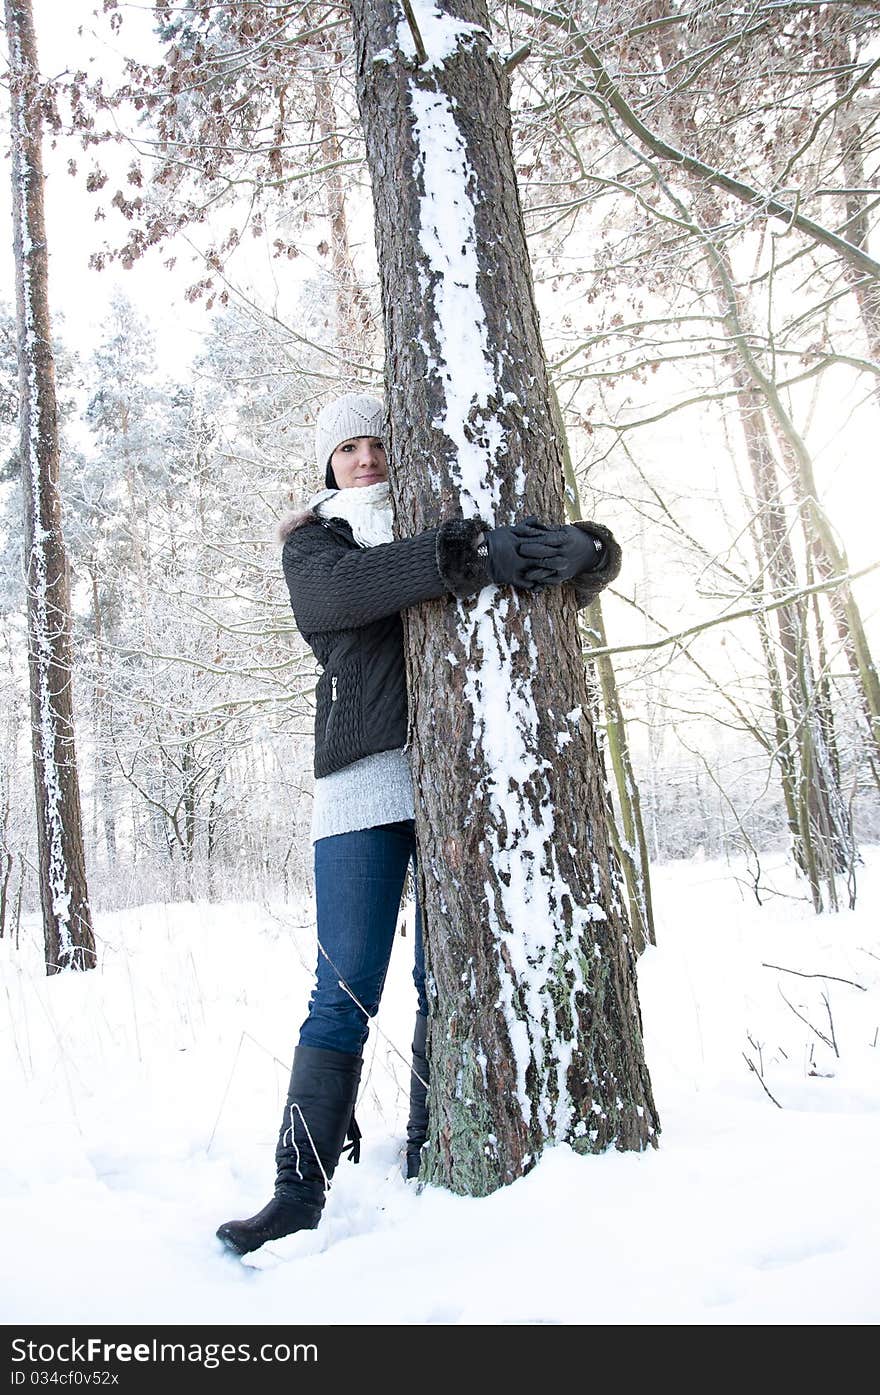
top-left (351, 0), bottom-right (658, 1195)
top-left (6, 0), bottom-right (95, 973)
top-left (550, 378), bottom-right (655, 952)
top-left (312, 26), bottom-right (376, 359)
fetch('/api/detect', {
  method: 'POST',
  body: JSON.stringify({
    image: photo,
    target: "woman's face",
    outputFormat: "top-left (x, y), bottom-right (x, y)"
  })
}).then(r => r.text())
top-left (330, 436), bottom-right (388, 489)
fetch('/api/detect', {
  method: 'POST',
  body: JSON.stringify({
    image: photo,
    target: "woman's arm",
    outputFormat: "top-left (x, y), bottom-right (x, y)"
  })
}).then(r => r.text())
top-left (570, 521), bottom-right (622, 608)
top-left (282, 516), bottom-right (490, 633)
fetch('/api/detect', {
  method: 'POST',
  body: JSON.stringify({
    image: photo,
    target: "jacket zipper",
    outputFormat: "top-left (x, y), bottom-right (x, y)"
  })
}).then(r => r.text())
top-left (325, 674), bottom-right (338, 740)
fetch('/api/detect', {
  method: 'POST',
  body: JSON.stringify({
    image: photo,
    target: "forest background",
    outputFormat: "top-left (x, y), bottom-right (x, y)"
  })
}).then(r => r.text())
top-left (2, 0), bottom-right (880, 942)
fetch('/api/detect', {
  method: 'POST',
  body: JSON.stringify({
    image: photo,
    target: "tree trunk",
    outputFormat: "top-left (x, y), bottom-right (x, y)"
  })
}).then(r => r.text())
top-left (0, 692), bottom-right (20, 940)
top-left (6, 0), bottom-right (95, 973)
top-left (312, 27), bottom-right (376, 360)
top-left (351, 0), bottom-right (658, 1195)
top-left (711, 267), bottom-right (857, 907)
top-left (834, 46), bottom-right (880, 407)
top-left (550, 378), bottom-right (655, 951)
top-left (643, 17), bottom-right (855, 907)
top-left (730, 370), bottom-right (843, 908)
top-left (90, 565), bottom-right (117, 861)
top-left (586, 596), bottom-right (655, 952)
top-left (769, 414), bottom-right (880, 788)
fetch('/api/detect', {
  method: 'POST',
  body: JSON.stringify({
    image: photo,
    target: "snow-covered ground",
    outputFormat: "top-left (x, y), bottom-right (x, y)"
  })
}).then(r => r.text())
top-left (2, 848), bottom-right (878, 1325)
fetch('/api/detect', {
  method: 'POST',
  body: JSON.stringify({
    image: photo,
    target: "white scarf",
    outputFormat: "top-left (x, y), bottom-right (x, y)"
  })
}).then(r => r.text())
top-left (308, 481), bottom-right (394, 548)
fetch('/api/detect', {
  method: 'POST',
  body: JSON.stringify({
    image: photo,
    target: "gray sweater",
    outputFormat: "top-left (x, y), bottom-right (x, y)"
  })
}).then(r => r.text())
top-left (310, 747), bottom-right (415, 843)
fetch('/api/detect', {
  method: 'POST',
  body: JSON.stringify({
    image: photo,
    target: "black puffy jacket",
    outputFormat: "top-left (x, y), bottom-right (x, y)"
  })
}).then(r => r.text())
top-left (280, 507), bottom-right (621, 778)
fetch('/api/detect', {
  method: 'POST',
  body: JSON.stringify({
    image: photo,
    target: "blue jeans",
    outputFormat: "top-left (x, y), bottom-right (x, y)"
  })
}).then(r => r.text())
top-left (299, 819), bottom-right (427, 1055)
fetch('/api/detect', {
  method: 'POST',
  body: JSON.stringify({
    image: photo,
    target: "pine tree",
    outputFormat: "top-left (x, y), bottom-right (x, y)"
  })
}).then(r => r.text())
top-left (351, 0), bottom-right (658, 1194)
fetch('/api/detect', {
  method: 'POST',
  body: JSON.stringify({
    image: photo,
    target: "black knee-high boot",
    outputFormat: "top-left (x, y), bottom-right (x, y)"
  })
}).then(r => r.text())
top-left (405, 1013), bottom-right (429, 1180)
top-left (216, 1045), bottom-right (362, 1256)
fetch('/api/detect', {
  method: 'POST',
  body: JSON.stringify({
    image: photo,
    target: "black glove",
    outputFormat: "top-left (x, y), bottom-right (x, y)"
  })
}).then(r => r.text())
top-left (512, 518), bottom-right (606, 584)
top-left (483, 523), bottom-right (559, 591)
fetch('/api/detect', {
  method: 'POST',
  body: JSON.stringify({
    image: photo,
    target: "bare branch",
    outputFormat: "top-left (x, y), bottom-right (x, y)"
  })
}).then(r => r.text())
top-left (762, 962), bottom-right (866, 990)
top-left (742, 1051), bottom-right (784, 1107)
top-left (511, 0), bottom-right (880, 280)
top-left (584, 559), bottom-right (880, 661)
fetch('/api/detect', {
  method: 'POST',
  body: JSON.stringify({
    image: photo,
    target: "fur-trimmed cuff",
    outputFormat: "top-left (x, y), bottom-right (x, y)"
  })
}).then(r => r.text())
top-left (571, 521), bottom-right (622, 608)
top-left (436, 516), bottom-right (491, 598)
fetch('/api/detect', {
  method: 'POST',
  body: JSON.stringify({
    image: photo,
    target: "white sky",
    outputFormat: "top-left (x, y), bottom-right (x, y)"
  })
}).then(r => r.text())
top-left (0, 0), bottom-right (320, 375)
top-left (1, 2), bottom-right (192, 368)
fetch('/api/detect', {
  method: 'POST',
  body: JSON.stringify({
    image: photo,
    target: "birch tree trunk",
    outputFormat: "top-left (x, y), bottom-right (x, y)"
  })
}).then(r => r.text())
top-left (6, 0), bottom-right (95, 972)
top-left (351, 0), bottom-right (658, 1195)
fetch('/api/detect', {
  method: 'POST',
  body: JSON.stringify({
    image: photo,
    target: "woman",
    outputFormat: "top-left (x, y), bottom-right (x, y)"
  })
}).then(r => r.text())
top-left (216, 392), bottom-right (621, 1255)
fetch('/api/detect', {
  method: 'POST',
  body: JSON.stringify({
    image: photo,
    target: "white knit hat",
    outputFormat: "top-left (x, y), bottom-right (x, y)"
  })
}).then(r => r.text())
top-left (315, 393), bottom-right (385, 483)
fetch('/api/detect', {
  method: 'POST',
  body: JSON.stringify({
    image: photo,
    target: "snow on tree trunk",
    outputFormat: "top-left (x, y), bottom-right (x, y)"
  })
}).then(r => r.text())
top-left (351, 0), bottom-right (658, 1194)
top-left (6, 0), bottom-right (95, 973)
